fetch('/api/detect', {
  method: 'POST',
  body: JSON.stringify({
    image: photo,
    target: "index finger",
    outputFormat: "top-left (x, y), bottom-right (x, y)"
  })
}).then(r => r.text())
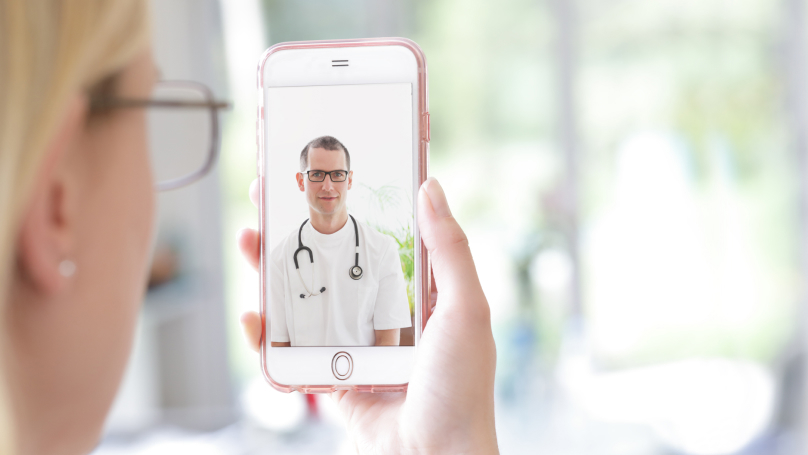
top-left (418, 178), bottom-right (486, 313)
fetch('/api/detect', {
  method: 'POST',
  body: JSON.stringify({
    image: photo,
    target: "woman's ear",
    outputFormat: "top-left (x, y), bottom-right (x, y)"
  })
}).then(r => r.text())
top-left (16, 94), bottom-right (88, 295)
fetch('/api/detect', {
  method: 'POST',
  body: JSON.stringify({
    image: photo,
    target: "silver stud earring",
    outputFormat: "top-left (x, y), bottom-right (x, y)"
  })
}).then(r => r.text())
top-left (58, 260), bottom-right (77, 278)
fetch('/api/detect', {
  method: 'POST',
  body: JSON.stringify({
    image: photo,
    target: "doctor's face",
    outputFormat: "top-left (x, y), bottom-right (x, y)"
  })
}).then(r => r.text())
top-left (298, 147), bottom-right (353, 216)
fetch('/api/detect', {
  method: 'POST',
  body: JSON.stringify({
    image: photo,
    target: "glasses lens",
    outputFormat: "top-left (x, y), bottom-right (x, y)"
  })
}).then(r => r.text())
top-left (148, 83), bottom-right (212, 189)
top-left (331, 171), bottom-right (347, 182)
top-left (308, 171), bottom-right (325, 182)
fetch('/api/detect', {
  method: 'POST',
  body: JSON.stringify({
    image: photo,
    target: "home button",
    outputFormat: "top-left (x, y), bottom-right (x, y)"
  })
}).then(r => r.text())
top-left (331, 352), bottom-right (353, 380)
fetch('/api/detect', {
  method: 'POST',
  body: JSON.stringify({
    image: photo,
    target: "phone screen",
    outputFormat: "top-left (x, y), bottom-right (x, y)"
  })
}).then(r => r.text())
top-left (264, 82), bottom-right (415, 348)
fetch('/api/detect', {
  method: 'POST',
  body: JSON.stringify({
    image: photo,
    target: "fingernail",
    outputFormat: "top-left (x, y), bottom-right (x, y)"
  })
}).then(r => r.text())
top-left (423, 177), bottom-right (452, 217)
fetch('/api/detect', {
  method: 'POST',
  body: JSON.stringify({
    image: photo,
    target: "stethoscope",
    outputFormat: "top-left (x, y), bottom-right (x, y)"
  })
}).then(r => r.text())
top-left (294, 214), bottom-right (363, 299)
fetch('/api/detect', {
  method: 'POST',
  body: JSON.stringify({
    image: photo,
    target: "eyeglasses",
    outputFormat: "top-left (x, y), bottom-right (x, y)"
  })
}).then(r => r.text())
top-left (90, 81), bottom-right (231, 191)
top-left (303, 170), bottom-right (349, 182)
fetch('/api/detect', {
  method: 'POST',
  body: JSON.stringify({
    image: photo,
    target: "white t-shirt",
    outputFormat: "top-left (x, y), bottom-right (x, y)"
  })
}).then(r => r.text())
top-left (269, 217), bottom-right (412, 346)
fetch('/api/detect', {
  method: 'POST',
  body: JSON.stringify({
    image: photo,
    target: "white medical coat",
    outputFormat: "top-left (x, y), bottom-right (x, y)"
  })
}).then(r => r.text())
top-left (268, 217), bottom-right (412, 346)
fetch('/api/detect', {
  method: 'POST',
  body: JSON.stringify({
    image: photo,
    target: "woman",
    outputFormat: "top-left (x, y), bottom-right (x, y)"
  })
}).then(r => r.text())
top-left (0, 1), bottom-right (498, 454)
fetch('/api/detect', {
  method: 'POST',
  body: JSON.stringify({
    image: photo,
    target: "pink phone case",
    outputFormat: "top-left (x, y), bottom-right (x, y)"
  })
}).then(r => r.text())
top-left (256, 37), bottom-right (430, 393)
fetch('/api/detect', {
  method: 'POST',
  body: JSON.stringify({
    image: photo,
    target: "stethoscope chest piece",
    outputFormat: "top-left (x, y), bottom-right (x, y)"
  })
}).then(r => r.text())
top-left (349, 265), bottom-right (363, 280)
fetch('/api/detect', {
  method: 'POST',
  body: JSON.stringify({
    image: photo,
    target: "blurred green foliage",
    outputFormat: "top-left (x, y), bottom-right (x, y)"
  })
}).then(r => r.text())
top-left (360, 183), bottom-right (415, 314)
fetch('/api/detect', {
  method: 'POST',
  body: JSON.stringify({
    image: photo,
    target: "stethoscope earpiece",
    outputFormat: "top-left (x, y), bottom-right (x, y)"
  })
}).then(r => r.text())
top-left (299, 287), bottom-right (326, 299)
top-left (294, 215), bottom-right (363, 298)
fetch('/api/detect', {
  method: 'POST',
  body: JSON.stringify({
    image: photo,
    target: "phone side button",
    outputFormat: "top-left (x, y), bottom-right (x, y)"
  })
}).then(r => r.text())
top-left (331, 351), bottom-right (353, 380)
top-left (423, 112), bottom-right (431, 143)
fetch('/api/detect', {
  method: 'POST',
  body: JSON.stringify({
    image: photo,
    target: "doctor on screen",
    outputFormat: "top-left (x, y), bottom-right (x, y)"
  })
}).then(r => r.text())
top-left (269, 136), bottom-right (412, 347)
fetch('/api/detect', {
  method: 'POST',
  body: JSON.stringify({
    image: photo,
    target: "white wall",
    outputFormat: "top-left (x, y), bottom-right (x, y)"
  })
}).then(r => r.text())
top-left (265, 83), bottom-right (414, 250)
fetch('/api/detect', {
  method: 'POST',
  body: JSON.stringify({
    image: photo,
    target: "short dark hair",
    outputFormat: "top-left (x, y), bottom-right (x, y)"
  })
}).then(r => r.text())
top-left (299, 136), bottom-right (351, 172)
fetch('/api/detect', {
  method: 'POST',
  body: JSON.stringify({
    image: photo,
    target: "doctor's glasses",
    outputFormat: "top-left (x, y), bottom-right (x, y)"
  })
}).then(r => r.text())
top-left (303, 170), bottom-right (350, 182)
top-left (90, 81), bottom-right (231, 191)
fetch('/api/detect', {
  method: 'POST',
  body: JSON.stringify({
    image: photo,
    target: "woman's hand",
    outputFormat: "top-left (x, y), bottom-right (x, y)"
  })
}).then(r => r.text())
top-left (238, 177), bottom-right (498, 454)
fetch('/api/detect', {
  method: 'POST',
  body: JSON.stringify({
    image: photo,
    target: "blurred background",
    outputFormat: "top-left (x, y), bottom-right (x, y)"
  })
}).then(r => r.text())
top-left (92, 0), bottom-right (808, 453)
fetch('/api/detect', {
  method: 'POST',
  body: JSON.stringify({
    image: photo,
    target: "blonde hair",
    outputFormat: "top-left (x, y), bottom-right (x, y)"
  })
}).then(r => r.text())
top-left (0, 0), bottom-right (150, 451)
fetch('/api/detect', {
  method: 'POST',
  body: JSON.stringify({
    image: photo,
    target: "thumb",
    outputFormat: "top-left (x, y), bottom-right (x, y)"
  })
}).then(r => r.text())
top-left (418, 178), bottom-right (486, 313)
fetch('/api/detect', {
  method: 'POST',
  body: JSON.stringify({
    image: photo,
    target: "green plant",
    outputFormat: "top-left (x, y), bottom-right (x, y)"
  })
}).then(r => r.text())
top-left (377, 225), bottom-right (415, 314)
top-left (360, 183), bottom-right (415, 314)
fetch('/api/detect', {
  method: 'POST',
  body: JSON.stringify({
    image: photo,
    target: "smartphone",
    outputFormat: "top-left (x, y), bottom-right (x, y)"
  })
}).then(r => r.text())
top-left (256, 38), bottom-right (430, 393)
